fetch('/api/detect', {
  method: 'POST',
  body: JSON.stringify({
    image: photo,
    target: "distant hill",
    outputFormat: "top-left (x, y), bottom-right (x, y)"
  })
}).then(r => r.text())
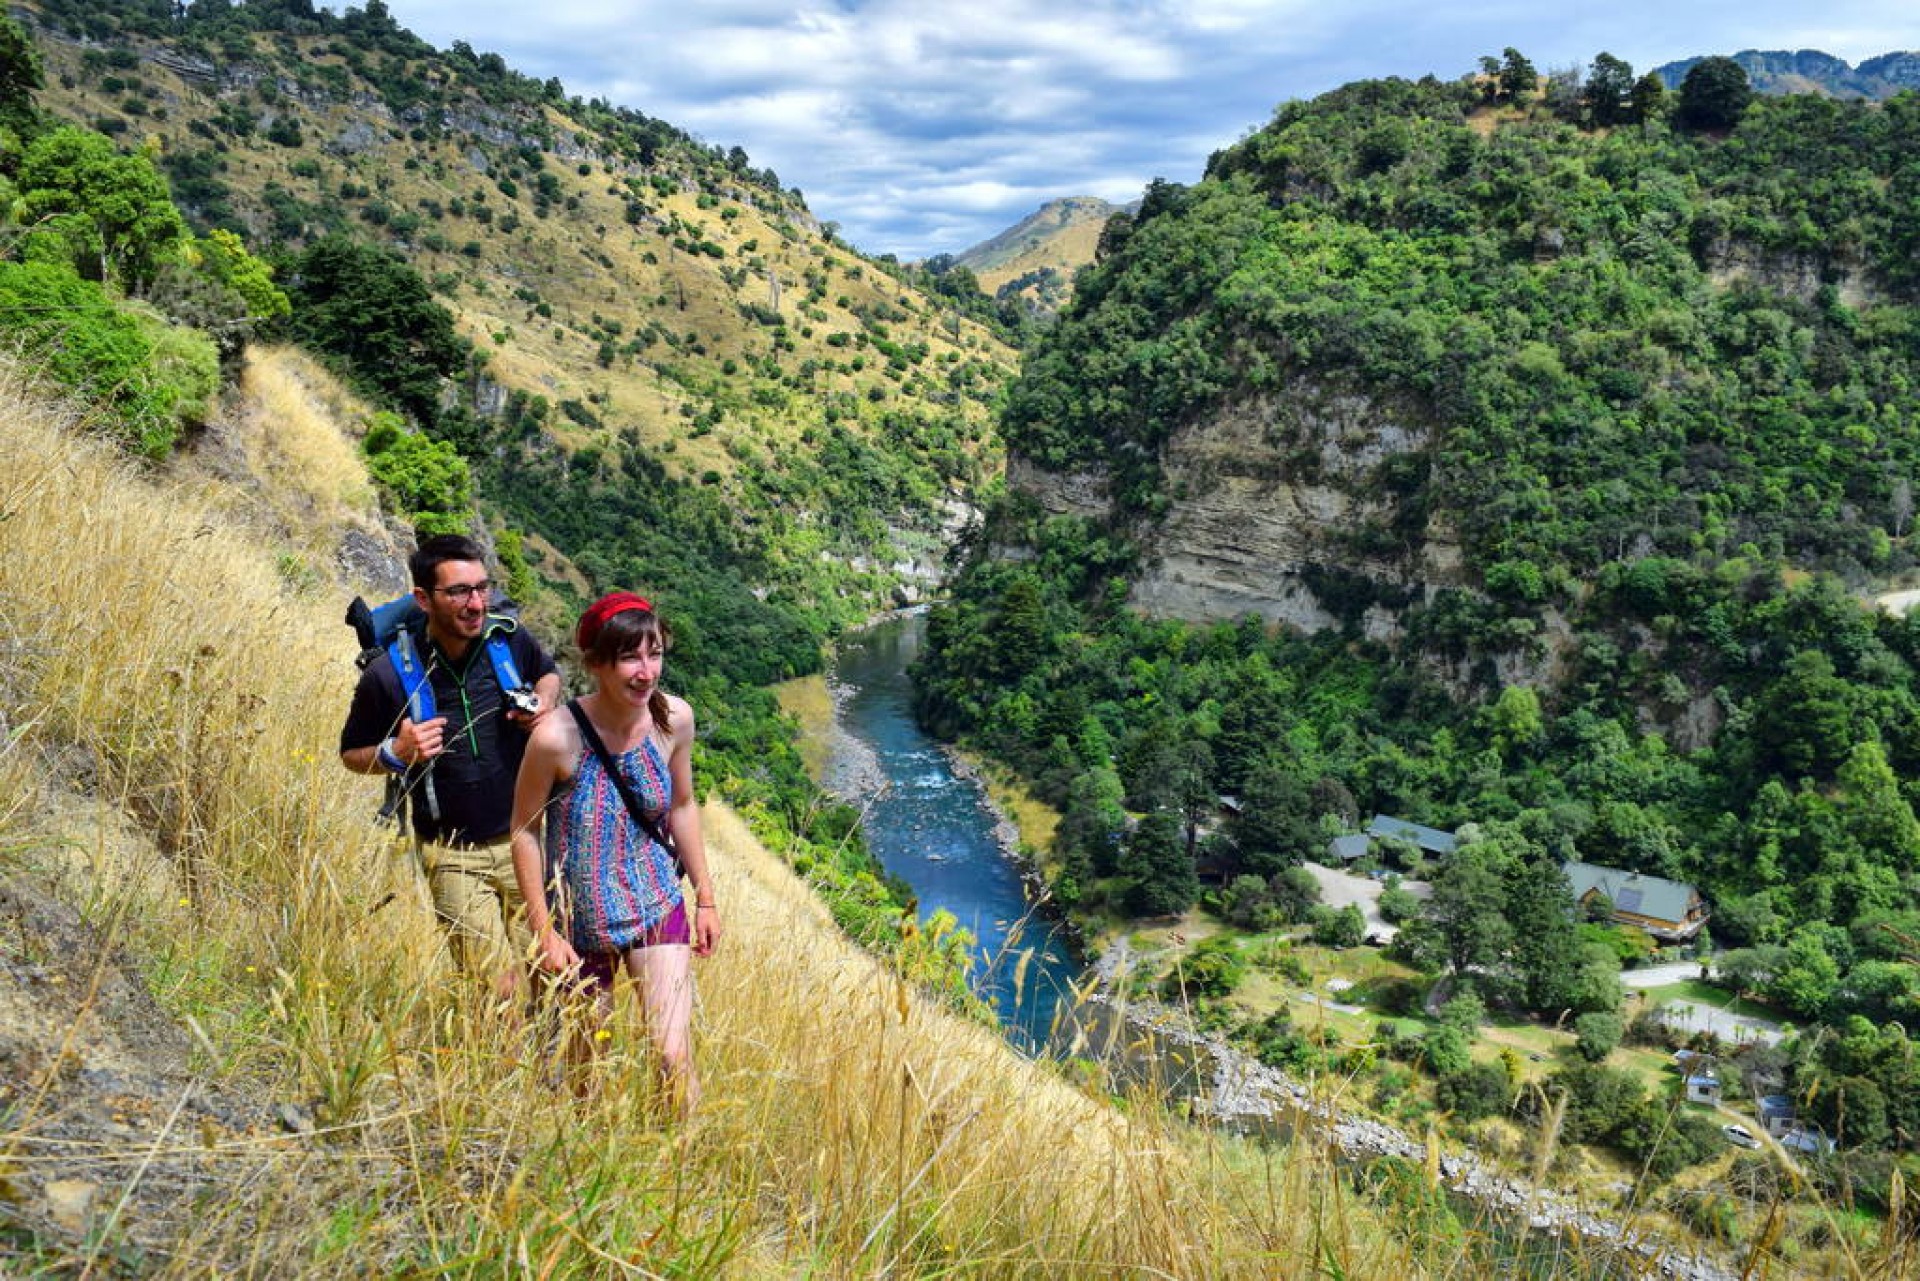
top-left (950, 196), bottom-right (1125, 317)
top-left (1655, 48), bottom-right (1920, 98)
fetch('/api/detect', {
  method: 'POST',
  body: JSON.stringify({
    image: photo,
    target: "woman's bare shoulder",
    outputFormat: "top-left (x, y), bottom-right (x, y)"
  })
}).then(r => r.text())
top-left (529, 702), bottom-right (584, 768)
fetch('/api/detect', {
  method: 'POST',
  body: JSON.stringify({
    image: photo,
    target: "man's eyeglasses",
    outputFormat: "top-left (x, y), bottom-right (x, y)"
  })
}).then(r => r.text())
top-left (432, 579), bottom-right (492, 604)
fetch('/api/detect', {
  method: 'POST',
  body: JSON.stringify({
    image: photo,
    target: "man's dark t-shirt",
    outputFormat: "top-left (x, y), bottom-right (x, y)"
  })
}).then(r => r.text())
top-left (340, 621), bottom-right (557, 846)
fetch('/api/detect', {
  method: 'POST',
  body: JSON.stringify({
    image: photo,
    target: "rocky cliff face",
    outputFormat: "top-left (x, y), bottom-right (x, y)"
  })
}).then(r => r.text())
top-left (1008, 380), bottom-right (1466, 634)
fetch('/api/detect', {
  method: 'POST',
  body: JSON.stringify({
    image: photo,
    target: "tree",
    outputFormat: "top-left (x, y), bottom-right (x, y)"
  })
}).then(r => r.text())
top-left (1499, 48), bottom-right (1537, 104)
top-left (1378, 880), bottom-right (1423, 923)
top-left (1269, 865), bottom-right (1321, 924)
top-left (1437, 1061), bottom-right (1510, 1120)
top-left (1837, 740), bottom-right (1920, 870)
top-left (1438, 991), bottom-right (1486, 1031)
top-left (1475, 55), bottom-right (1502, 105)
top-left (1424, 841), bottom-right (1513, 981)
top-left (1221, 874), bottom-right (1274, 929)
top-left (1574, 1011), bottom-right (1624, 1062)
top-left (17, 127), bottom-right (186, 288)
top-left (992, 573), bottom-right (1051, 680)
top-left (1230, 755), bottom-right (1316, 875)
top-left (1751, 650), bottom-right (1859, 781)
top-left (1507, 850), bottom-right (1581, 1013)
top-left (1807, 1074), bottom-right (1890, 1150)
top-left (1677, 56), bottom-right (1753, 131)
top-left (1770, 925), bottom-right (1841, 1020)
top-left (1171, 737), bottom-right (1216, 859)
top-left (1168, 936), bottom-right (1246, 998)
top-left (1485, 685), bottom-right (1543, 759)
top-left (0, 14), bottom-right (42, 140)
top-left (1421, 1024), bottom-right (1473, 1077)
top-left (1564, 941), bottom-right (1626, 1015)
top-left (1055, 765), bottom-right (1128, 877)
top-left (1583, 53), bottom-right (1634, 127)
top-left (1628, 72), bottom-right (1668, 123)
top-left (282, 235), bottom-right (464, 426)
top-left (362, 412), bottom-right (472, 533)
top-left (1311, 903), bottom-right (1367, 948)
top-left (1120, 808), bottom-right (1196, 917)
top-left (1542, 66), bottom-right (1583, 121)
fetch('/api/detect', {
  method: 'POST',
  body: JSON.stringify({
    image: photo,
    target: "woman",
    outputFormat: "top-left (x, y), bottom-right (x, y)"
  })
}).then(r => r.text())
top-left (510, 592), bottom-right (721, 1112)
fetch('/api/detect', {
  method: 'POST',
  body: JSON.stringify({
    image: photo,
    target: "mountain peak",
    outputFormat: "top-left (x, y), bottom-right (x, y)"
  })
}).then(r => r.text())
top-left (950, 196), bottom-right (1129, 317)
top-left (1654, 48), bottom-right (1920, 98)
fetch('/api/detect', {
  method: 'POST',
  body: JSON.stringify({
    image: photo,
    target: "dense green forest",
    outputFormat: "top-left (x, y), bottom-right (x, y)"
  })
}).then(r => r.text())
top-left (917, 60), bottom-right (1920, 1165)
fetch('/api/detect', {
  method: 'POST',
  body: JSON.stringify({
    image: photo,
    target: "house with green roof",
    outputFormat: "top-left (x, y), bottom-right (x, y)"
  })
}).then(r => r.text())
top-left (1364, 814), bottom-right (1458, 857)
top-left (1563, 861), bottom-right (1710, 943)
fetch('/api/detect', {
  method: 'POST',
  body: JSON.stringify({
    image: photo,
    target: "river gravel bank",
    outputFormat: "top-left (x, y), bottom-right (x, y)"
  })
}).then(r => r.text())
top-left (1088, 941), bottom-right (1738, 1281)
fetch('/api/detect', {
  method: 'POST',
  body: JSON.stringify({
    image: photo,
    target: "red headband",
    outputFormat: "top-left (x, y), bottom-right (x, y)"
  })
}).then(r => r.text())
top-left (576, 591), bottom-right (653, 650)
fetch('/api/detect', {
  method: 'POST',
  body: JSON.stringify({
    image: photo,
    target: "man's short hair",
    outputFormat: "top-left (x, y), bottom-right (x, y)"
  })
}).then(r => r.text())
top-left (409, 534), bottom-right (487, 591)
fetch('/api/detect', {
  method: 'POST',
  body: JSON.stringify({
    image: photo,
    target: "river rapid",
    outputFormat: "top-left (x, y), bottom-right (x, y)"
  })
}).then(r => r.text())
top-left (821, 611), bottom-right (1081, 1052)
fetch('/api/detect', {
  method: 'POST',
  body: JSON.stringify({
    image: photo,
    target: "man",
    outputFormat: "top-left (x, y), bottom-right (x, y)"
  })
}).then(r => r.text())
top-left (340, 534), bottom-right (563, 1001)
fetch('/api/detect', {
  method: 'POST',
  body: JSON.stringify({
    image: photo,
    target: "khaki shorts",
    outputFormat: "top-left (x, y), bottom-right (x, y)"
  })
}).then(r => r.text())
top-left (421, 839), bottom-right (531, 977)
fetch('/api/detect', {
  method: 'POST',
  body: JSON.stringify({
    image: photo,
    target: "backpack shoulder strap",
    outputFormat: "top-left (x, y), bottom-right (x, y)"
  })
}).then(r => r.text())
top-left (387, 626), bottom-right (437, 723)
top-left (483, 624), bottom-right (528, 696)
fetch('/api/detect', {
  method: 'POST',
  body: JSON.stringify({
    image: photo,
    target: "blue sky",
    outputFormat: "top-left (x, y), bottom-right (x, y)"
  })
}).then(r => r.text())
top-left (372, 1), bottom-right (1915, 260)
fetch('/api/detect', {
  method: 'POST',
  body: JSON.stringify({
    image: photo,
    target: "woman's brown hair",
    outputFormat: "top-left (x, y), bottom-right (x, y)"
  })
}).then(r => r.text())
top-left (581, 604), bottom-right (672, 736)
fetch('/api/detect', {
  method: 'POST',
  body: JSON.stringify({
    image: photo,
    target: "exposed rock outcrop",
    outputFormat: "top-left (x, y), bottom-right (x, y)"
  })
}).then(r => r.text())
top-left (1009, 380), bottom-right (1465, 633)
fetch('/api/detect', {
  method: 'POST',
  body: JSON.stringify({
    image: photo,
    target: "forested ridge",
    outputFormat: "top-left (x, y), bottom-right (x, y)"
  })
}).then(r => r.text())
top-left (918, 60), bottom-right (1920, 1178)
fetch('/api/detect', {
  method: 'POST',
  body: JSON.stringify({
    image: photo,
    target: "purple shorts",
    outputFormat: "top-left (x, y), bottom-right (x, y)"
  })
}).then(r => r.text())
top-left (575, 901), bottom-right (690, 992)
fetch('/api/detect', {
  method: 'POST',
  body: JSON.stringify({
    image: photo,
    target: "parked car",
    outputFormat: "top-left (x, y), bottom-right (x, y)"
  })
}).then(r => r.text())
top-left (1722, 1123), bottom-right (1761, 1149)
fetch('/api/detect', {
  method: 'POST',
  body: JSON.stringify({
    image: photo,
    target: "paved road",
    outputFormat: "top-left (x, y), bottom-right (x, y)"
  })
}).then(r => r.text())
top-left (1620, 961), bottom-right (1708, 989)
top-left (1876, 589), bottom-right (1920, 616)
top-left (1653, 998), bottom-right (1786, 1046)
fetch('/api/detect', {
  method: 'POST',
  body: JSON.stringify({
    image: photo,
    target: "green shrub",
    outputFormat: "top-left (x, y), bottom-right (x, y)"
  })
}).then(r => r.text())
top-left (362, 411), bottom-right (471, 534)
top-left (0, 260), bottom-right (215, 457)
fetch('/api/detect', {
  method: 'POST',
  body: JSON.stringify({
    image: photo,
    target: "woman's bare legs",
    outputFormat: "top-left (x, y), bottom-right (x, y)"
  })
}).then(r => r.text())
top-left (627, 942), bottom-right (698, 1116)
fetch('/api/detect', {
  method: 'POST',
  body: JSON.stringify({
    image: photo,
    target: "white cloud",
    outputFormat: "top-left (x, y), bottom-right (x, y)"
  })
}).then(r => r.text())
top-left (375, 0), bottom-right (1920, 259)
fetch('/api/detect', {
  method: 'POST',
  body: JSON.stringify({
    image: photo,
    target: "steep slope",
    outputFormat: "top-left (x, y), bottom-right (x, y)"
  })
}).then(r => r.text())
top-left (914, 72), bottom-right (1920, 1012)
top-left (994, 78), bottom-right (1920, 686)
top-left (0, 352), bottom-right (1407, 1276)
top-left (19, 1), bottom-right (1018, 641)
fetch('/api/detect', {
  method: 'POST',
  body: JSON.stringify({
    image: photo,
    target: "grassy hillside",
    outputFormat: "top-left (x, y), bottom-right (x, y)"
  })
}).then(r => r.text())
top-left (19, 0), bottom-right (1018, 644)
top-left (951, 196), bottom-right (1121, 317)
top-left (0, 351), bottom-right (1439, 1275)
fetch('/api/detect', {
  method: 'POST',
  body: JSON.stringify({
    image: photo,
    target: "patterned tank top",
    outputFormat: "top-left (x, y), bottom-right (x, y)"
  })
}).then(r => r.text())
top-left (545, 732), bottom-right (680, 955)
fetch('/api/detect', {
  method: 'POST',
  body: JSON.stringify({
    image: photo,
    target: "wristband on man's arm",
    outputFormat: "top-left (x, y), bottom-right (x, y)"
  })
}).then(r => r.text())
top-left (376, 738), bottom-right (408, 773)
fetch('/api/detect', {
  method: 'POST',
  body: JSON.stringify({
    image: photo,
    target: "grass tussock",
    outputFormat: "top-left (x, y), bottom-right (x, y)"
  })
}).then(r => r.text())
top-left (0, 352), bottom-right (1411, 1276)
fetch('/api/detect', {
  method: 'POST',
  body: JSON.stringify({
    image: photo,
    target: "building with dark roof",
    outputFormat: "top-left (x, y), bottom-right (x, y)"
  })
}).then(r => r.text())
top-left (1364, 814), bottom-right (1458, 857)
top-left (1327, 833), bottom-right (1372, 862)
top-left (1563, 861), bottom-right (1710, 942)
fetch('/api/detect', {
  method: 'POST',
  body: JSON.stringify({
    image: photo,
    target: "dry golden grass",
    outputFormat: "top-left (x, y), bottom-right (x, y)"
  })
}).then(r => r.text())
top-left (0, 355), bottom-right (1414, 1276)
top-left (772, 672), bottom-right (836, 781)
top-left (229, 345), bottom-right (383, 531)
